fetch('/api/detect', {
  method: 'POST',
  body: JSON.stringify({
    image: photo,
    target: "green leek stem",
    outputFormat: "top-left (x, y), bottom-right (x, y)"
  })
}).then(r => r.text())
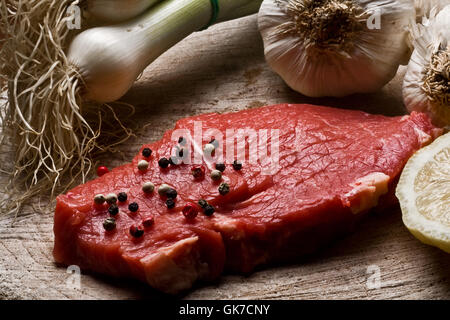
top-left (123, 0), bottom-right (263, 79)
top-left (71, 0), bottom-right (264, 102)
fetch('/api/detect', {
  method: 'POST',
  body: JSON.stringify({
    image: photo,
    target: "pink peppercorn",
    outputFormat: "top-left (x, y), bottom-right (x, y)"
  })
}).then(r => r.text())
top-left (97, 166), bottom-right (109, 177)
top-left (191, 165), bottom-right (205, 180)
top-left (182, 203), bottom-right (199, 219)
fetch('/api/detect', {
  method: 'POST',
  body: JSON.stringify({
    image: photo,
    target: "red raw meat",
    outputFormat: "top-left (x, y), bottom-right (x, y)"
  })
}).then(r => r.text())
top-left (53, 104), bottom-right (441, 293)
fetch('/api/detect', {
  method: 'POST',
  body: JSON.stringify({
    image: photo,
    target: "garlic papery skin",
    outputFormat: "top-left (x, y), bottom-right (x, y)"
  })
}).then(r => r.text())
top-left (258, 0), bottom-right (416, 97)
top-left (403, 5), bottom-right (450, 128)
top-left (85, 0), bottom-right (162, 23)
top-left (414, 0), bottom-right (450, 20)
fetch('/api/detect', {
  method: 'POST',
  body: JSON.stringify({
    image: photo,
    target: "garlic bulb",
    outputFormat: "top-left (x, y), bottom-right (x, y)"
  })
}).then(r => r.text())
top-left (403, 5), bottom-right (450, 127)
top-left (258, 0), bottom-right (416, 97)
top-left (86, 0), bottom-right (161, 23)
top-left (414, 0), bottom-right (450, 20)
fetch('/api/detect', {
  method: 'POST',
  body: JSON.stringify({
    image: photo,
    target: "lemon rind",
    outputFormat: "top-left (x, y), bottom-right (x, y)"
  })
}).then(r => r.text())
top-left (396, 133), bottom-right (450, 253)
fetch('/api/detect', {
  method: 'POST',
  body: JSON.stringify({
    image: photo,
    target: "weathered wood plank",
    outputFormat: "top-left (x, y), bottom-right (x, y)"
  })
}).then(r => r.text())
top-left (0, 15), bottom-right (449, 300)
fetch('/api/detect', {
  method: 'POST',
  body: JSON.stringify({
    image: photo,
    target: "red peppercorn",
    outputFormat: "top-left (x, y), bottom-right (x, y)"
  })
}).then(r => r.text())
top-left (191, 165), bottom-right (205, 180)
top-left (97, 166), bottom-right (109, 177)
top-left (182, 203), bottom-right (199, 219)
top-left (143, 217), bottom-right (154, 228)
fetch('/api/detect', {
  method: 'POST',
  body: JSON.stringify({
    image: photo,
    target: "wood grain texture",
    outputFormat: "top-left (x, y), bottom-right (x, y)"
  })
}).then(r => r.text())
top-left (0, 15), bottom-right (449, 300)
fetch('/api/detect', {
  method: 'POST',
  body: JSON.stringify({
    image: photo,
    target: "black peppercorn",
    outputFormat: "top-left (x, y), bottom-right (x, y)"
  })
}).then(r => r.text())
top-left (215, 163), bottom-right (226, 172)
top-left (166, 199), bottom-right (175, 209)
top-left (166, 188), bottom-right (178, 199)
top-left (158, 157), bottom-right (170, 168)
top-left (108, 204), bottom-right (119, 216)
top-left (117, 192), bottom-right (127, 202)
top-left (103, 217), bottom-right (116, 231)
top-left (128, 202), bottom-right (139, 212)
top-left (204, 205), bottom-right (215, 216)
top-left (198, 199), bottom-right (208, 208)
top-left (142, 148), bottom-right (152, 158)
top-left (232, 160), bottom-right (242, 170)
top-left (218, 182), bottom-right (230, 196)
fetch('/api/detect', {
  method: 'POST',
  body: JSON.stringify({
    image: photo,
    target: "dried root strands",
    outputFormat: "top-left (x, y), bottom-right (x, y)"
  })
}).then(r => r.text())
top-left (0, 0), bottom-right (133, 215)
top-left (403, 5), bottom-right (450, 128)
top-left (280, 0), bottom-right (364, 54)
top-left (422, 49), bottom-right (450, 120)
top-left (258, 0), bottom-right (416, 97)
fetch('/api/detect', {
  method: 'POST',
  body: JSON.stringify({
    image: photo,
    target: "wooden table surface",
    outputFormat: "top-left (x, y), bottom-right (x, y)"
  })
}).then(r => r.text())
top-left (0, 15), bottom-right (449, 300)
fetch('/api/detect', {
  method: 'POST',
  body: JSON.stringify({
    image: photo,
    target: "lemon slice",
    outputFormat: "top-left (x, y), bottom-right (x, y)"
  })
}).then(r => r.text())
top-left (396, 132), bottom-right (450, 253)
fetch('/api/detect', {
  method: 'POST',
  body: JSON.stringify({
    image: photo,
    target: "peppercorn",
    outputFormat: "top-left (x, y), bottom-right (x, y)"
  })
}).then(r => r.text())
top-left (158, 184), bottom-right (171, 196)
top-left (215, 163), bottom-right (226, 172)
top-left (108, 204), bottom-right (119, 216)
top-left (204, 205), bottom-right (215, 216)
top-left (210, 169), bottom-right (222, 181)
top-left (142, 147), bottom-right (152, 158)
top-left (129, 225), bottom-right (144, 238)
top-left (191, 165), bottom-right (205, 179)
top-left (198, 199), bottom-right (208, 208)
top-left (158, 157), bottom-right (170, 168)
top-left (128, 202), bottom-right (139, 212)
top-left (97, 166), bottom-right (109, 177)
top-left (105, 193), bottom-right (118, 204)
top-left (142, 181), bottom-right (155, 194)
top-left (137, 159), bottom-right (149, 172)
top-left (94, 194), bottom-right (106, 205)
top-left (166, 188), bottom-right (177, 199)
top-left (232, 160), bottom-right (242, 171)
top-left (166, 199), bottom-right (175, 209)
top-left (103, 217), bottom-right (116, 231)
top-left (182, 203), bottom-right (199, 219)
top-left (117, 192), bottom-right (127, 202)
top-left (218, 183), bottom-right (230, 195)
top-left (143, 217), bottom-right (154, 228)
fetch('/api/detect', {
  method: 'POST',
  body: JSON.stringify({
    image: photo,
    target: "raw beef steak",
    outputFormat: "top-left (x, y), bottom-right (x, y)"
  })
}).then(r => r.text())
top-left (53, 104), bottom-right (441, 293)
